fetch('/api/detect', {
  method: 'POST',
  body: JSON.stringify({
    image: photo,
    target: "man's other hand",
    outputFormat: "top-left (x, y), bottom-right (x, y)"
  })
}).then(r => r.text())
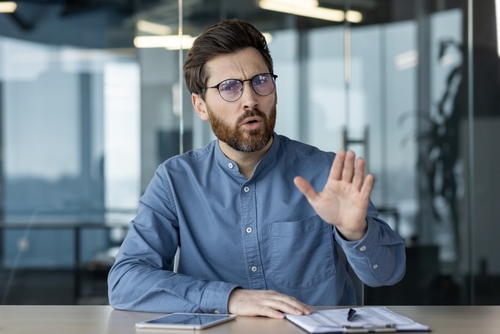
top-left (227, 289), bottom-right (314, 318)
top-left (294, 149), bottom-right (373, 241)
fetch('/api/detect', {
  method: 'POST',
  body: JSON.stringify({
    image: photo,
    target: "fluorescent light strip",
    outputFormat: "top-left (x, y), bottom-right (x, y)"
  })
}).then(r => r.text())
top-left (134, 35), bottom-right (196, 49)
top-left (260, 0), bottom-right (344, 21)
top-left (345, 10), bottom-right (362, 23)
top-left (395, 50), bottom-right (419, 71)
top-left (262, 32), bottom-right (273, 44)
top-left (286, 0), bottom-right (319, 8)
top-left (0, 1), bottom-right (17, 13)
top-left (136, 20), bottom-right (172, 35)
top-left (259, 0), bottom-right (362, 23)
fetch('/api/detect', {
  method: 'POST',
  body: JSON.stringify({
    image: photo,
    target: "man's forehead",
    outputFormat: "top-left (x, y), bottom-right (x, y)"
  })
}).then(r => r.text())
top-left (204, 48), bottom-right (268, 83)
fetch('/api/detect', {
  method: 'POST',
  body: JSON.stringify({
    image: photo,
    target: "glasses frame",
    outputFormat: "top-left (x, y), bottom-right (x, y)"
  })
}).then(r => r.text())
top-left (206, 73), bottom-right (278, 102)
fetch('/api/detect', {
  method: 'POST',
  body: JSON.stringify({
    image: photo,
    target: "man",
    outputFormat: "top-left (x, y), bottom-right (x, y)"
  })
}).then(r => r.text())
top-left (108, 19), bottom-right (405, 319)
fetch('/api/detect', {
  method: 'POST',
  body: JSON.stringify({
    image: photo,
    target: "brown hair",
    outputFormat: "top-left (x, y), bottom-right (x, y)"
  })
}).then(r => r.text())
top-left (183, 19), bottom-right (274, 99)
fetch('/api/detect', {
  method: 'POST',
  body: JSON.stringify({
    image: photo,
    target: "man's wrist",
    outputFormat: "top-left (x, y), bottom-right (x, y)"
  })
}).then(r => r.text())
top-left (336, 219), bottom-right (368, 241)
top-left (199, 281), bottom-right (240, 314)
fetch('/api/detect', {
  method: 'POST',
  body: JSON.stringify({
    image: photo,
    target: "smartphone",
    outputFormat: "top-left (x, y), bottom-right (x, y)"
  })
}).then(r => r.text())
top-left (135, 313), bottom-right (237, 330)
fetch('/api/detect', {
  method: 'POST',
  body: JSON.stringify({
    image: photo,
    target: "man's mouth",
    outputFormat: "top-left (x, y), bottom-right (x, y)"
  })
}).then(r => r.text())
top-left (241, 117), bottom-right (263, 129)
top-left (241, 116), bottom-right (256, 124)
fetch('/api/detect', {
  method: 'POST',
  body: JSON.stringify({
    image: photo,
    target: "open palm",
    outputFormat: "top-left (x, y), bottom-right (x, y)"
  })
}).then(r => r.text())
top-left (294, 150), bottom-right (373, 241)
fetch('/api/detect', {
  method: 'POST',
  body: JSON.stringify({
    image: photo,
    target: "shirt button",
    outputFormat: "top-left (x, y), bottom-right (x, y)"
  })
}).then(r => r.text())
top-left (246, 227), bottom-right (253, 233)
top-left (214, 310), bottom-right (220, 314)
top-left (373, 264), bottom-right (378, 269)
top-left (228, 163), bottom-right (234, 169)
top-left (360, 246), bottom-right (366, 251)
top-left (251, 266), bottom-right (258, 272)
top-left (243, 186), bottom-right (250, 193)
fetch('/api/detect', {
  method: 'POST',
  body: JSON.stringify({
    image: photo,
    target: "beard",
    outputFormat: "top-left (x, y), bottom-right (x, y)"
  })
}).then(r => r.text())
top-left (206, 104), bottom-right (277, 153)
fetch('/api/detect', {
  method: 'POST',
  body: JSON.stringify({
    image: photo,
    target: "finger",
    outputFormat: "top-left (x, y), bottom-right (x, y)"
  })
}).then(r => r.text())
top-left (329, 149), bottom-right (346, 181)
top-left (352, 157), bottom-right (366, 190)
top-left (264, 295), bottom-right (313, 316)
top-left (259, 306), bottom-right (287, 319)
top-left (294, 176), bottom-right (318, 202)
top-left (360, 173), bottom-right (374, 199)
top-left (274, 294), bottom-right (314, 315)
top-left (341, 150), bottom-right (356, 182)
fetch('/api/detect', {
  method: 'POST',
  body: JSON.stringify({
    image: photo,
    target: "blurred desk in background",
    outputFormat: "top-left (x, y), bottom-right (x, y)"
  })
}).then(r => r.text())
top-left (0, 222), bottom-right (128, 304)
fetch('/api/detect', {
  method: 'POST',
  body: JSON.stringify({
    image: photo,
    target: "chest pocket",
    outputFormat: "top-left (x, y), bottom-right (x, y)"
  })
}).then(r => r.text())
top-left (270, 215), bottom-right (336, 289)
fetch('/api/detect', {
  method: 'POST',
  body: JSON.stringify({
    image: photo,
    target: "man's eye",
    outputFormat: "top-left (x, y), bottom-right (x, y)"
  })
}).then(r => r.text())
top-left (220, 81), bottom-right (240, 92)
top-left (253, 76), bottom-right (268, 86)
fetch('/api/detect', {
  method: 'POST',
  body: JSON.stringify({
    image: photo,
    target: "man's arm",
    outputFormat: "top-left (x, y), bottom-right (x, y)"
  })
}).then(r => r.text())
top-left (294, 149), bottom-right (405, 286)
top-left (107, 169), bottom-right (238, 314)
top-left (107, 206), bottom-right (239, 314)
top-left (333, 214), bottom-right (406, 287)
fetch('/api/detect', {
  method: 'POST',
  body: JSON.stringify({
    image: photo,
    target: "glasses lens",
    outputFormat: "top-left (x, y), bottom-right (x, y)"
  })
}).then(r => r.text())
top-left (252, 74), bottom-right (275, 96)
top-left (219, 80), bottom-right (243, 102)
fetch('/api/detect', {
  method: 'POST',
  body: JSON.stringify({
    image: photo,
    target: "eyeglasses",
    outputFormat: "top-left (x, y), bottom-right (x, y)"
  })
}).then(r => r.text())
top-left (206, 73), bottom-right (278, 102)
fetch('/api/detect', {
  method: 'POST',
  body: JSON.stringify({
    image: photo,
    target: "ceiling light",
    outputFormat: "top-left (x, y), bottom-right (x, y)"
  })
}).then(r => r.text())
top-left (262, 32), bottom-right (273, 44)
top-left (345, 10), bottom-right (363, 23)
top-left (136, 20), bottom-right (172, 35)
top-left (395, 50), bottom-right (418, 71)
top-left (285, 0), bottom-right (319, 8)
top-left (259, 0), bottom-right (362, 23)
top-left (0, 2), bottom-right (17, 13)
top-left (134, 35), bottom-right (196, 50)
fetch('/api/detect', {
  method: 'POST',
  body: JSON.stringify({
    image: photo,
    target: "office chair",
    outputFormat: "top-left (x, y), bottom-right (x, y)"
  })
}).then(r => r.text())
top-left (336, 243), bottom-right (364, 306)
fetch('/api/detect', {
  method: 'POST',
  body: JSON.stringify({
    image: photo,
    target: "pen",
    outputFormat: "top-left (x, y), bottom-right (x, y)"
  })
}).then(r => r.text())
top-left (347, 308), bottom-right (356, 321)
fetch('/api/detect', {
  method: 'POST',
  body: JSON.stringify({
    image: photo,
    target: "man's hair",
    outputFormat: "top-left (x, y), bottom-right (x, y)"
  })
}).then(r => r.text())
top-left (183, 19), bottom-right (274, 99)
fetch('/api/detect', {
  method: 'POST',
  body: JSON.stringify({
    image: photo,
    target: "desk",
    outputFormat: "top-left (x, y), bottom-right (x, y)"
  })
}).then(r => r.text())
top-left (0, 305), bottom-right (499, 334)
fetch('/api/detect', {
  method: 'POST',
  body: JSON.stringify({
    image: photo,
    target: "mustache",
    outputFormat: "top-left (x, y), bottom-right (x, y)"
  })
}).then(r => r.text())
top-left (237, 109), bottom-right (266, 123)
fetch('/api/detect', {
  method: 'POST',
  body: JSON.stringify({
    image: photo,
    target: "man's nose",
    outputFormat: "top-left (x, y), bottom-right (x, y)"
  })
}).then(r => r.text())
top-left (240, 81), bottom-right (258, 108)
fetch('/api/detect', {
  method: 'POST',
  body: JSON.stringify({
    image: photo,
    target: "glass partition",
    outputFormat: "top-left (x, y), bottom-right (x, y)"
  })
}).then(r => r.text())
top-left (0, 36), bottom-right (139, 304)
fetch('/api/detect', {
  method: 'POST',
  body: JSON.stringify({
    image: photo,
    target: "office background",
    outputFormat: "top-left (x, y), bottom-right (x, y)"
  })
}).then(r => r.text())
top-left (0, 0), bottom-right (498, 306)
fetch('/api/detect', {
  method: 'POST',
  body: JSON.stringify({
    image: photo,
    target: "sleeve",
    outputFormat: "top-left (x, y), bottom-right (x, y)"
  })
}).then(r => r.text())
top-left (333, 202), bottom-right (406, 287)
top-left (107, 167), bottom-right (239, 314)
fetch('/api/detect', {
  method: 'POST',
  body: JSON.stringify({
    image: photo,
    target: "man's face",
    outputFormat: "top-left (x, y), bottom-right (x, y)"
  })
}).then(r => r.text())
top-left (192, 47), bottom-right (277, 153)
top-left (206, 102), bottom-right (276, 153)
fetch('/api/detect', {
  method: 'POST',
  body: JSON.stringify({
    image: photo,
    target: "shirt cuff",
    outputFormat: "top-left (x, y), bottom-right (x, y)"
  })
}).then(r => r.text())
top-left (334, 216), bottom-right (380, 257)
top-left (199, 281), bottom-right (240, 314)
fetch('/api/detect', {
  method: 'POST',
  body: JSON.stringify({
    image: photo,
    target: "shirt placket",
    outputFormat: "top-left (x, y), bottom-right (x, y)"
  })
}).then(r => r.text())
top-left (240, 181), bottom-right (266, 289)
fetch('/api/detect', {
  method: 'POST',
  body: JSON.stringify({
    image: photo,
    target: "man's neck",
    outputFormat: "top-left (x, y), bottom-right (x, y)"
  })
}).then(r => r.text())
top-left (218, 137), bottom-right (273, 179)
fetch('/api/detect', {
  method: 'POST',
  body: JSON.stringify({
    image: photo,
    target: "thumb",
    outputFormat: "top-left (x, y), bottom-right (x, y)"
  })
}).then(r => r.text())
top-left (294, 176), bottom-right (318, 202)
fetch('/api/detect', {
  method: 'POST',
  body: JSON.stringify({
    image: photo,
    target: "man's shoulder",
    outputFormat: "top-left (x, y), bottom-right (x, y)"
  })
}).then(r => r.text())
top-left (158, 140), bottom-right (216, 171)
top-left (277, 134), bottom-right (334, 159)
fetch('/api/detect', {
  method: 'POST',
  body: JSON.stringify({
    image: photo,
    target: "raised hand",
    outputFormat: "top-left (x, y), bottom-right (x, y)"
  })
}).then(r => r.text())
top-left (227, 289), bottom-right (314, 318)
top-left (293, 150), bottom-right (374, 241)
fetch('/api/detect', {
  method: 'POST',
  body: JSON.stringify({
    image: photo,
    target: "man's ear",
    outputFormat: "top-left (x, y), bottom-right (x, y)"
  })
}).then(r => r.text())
top-left (192, 93), bottom-right (210, 121)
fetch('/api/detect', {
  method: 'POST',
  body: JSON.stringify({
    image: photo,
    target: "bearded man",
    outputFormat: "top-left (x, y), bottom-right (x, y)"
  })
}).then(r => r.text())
top-left (108, 19), bottom-right (406, 319)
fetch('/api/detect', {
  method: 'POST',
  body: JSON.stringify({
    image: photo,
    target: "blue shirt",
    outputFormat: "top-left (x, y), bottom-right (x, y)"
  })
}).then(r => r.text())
top-left (108, 133), bottom-right (405, 313)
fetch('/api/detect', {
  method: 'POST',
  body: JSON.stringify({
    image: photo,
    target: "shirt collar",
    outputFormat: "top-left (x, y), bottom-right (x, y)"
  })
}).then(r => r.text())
top-left (214, 132), bottom-right (281, 177)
